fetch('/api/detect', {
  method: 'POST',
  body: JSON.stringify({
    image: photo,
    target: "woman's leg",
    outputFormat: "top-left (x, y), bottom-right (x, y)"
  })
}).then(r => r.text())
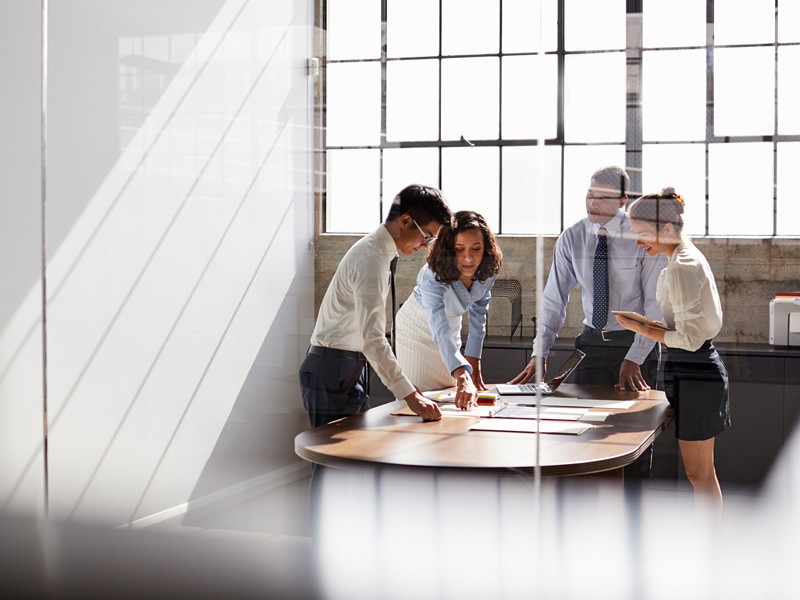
top-left (678, 437), bottom-right (723, 518)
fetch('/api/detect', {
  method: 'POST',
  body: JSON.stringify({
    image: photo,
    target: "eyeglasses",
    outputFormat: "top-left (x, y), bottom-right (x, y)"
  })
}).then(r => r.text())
top-left (411, 219), bottom-right (438, 244)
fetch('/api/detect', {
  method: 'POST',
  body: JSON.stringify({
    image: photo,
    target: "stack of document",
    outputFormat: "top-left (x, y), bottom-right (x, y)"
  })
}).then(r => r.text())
top-left (411, 389), bottom-right (634, 435)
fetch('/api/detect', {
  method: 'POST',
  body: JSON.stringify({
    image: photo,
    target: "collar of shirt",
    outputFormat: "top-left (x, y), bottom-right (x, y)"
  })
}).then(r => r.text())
top-left (668, 239), bottom-right (689, 263)
top-left (587, 209), bottom-right (626, 238)
top-left (377, 223), bottom-right (400, 265)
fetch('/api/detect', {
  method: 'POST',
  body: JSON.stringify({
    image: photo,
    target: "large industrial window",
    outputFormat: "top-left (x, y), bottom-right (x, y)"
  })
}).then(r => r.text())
top-left (320, 0), bottom-right (800, 237)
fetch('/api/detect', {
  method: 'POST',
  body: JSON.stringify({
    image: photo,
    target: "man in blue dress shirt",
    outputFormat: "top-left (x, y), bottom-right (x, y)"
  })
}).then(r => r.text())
top-left (510, 165), bottom-right (666, 391)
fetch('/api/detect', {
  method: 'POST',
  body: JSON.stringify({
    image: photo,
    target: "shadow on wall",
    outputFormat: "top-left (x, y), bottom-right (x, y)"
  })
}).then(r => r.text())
top-left (0, 0), bottom-right (314, 527)
top-left (181, 274), bottom-right (312, 526)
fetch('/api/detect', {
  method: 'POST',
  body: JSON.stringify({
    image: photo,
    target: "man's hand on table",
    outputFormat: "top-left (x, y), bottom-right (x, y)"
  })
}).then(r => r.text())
top-left (616, 359), bottom-right (650, 391)
top-left (508, 356), bottom-right (548, 385)
top-left (405, 391), bottom-right (442, 421)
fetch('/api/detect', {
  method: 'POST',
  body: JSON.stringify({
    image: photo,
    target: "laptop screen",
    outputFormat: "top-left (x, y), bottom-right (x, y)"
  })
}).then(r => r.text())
top-left (546, 349), bottom-right (586, 391)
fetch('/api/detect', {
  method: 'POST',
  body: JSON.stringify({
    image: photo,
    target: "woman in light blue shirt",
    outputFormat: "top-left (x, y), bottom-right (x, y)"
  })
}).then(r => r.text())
top-left (396, 211), bottom-right (503, 409)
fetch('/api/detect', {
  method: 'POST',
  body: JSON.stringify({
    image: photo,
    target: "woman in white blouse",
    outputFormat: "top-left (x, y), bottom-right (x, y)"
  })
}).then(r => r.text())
top-left (395, 211), bottom-right (503, 409)
top-left (615, 187), bottom-right (730, 514)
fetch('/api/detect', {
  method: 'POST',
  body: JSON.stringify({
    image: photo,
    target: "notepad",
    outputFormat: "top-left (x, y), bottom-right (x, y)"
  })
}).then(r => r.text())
top-left (470, 419), bottom-right (590, 435)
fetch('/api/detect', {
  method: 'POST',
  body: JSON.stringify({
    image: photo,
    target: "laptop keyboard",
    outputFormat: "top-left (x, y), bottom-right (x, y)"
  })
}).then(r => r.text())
top-left (514, 383), bottom-right (544, 393)
top-left (495, 382), bottom-right (552, 395)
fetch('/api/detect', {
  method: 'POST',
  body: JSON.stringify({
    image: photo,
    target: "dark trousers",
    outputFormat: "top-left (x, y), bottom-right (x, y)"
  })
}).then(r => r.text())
top-left (299, 350), bottom-right (370, 429)
top-left (572, 328), bottom-right (661, 482)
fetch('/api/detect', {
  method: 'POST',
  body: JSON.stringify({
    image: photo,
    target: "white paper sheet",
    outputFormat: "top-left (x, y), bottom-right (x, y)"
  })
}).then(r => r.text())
top-left (470, 419), bottom-right (591, 435)
top-left (504, 397), bottom-right (636, 410)
top-left (491, 405), bottom-right (587, 421)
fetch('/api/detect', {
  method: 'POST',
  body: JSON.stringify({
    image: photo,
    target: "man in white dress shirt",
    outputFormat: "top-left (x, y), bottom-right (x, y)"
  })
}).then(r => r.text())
top-left (299, 184), bottom-right (453, 428)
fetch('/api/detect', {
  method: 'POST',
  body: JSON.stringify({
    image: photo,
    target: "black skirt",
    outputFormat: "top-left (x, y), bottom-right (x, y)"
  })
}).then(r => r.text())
top-left (662, 340), bottom-right (731, 441)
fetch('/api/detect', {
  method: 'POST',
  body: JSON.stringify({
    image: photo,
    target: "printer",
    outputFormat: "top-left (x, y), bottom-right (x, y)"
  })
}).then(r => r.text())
top-left (769, 296), bottom-right (800, 346)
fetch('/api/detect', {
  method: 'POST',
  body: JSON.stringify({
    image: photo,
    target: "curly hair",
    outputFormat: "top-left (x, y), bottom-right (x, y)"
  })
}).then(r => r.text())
top-left (427, 211), bottom-right (503, 284)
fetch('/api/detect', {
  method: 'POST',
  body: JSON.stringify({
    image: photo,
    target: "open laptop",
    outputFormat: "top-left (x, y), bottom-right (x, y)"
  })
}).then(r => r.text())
top-left (494, 349), bottom-right (586, 396)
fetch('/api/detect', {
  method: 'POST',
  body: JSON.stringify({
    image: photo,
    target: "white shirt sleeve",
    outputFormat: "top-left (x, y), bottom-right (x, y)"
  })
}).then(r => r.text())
top-left (662, 261), bottom-right (711, 352)
top-left (353, 254), bottom-right (415, 400)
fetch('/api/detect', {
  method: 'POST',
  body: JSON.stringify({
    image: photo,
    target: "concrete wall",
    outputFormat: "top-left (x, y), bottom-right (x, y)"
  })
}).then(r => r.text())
top-left (315, 234), bottom-right (800, 345)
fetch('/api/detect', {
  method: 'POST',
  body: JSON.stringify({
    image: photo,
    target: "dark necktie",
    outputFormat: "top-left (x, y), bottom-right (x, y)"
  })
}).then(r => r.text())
top-left (389, 256), bottom-right (398, 354)
top-left (592, 226), bottom-right (609, 330)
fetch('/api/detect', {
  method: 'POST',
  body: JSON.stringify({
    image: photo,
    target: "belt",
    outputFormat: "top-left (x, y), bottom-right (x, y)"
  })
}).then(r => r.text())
top-left (307, 345), bottom-right (365, 361)
top-left (582, 325), bottom-right (635, 342)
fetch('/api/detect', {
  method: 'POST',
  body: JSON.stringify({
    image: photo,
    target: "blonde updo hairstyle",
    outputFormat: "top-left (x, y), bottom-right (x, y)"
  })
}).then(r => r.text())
top-left (627, 186), bottom-right (686, 236)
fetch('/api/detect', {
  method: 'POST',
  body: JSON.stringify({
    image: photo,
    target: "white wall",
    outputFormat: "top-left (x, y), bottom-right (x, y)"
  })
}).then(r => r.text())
top-left (0, 0), bottom-right (314, 525)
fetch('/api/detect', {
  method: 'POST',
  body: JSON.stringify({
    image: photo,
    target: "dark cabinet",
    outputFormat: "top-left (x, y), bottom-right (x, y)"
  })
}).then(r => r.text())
top-left (784, 357), bottom-right (800, 441)
top-left (714, 355), bottom-right (785, 488)
top-left (482, 347), bottom-right (528, 383)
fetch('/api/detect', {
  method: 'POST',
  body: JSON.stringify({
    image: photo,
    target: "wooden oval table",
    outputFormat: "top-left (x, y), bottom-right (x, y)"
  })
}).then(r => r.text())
top-left (295, 383), bottom-right (673, 477)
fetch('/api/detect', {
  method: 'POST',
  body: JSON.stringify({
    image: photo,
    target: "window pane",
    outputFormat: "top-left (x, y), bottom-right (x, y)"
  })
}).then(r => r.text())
top-left (387, 0), bottom-right (440, 57)
top-left (777, 142), bottom-right (800, 236)
top-left (327, 0), bottom-right (381, 60)
top-left (382, 148), bottom-right (441, 221)
top-left (326, 62), bottom-right (381, 146)
top-left (565, 0), bottom-right (625, 51)
top-left (327, 149), bottom-right (381, 233)
top-left (714, 48), bottom-right (775, 137)
top-left (642, 144), bottom-right (707, 236)
top-left (642, 50), bottom-right (706, 142)
top-left (502, 146), bottom-right (562, 234)
top-left (708, 143), bottom-right (773, 236)
top-left (441, 58), bottom-right (499, 141)
top-left (778, 1), bottom-right (800, 43)
top-left (564, 53), bottom-right (625, 142)
top-left (386, 59), bottom-right (439, 142)
top-left (442, 0), bottom-right (499, 56)
top-left (441, 147), bottom-right (500, 230)
top-left (778, 46), bottom-right (800, 134)
top-left (562, 146), bottom-right (625, 227)
top-left (714, 0), bottom-right (774, 45)
top-left (502, 55), bottom-right (558, 140)
top-left (643, 0), bottom-right (706, 48)
top-left (502, 0), bottom-right (557, 53)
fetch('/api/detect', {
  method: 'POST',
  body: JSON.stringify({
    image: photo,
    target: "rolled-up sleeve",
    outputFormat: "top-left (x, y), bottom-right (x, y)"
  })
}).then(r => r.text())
top-left (417, 275), bottom-right (471, 376)
top-left (464, 279), bottom-right (493, 359)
